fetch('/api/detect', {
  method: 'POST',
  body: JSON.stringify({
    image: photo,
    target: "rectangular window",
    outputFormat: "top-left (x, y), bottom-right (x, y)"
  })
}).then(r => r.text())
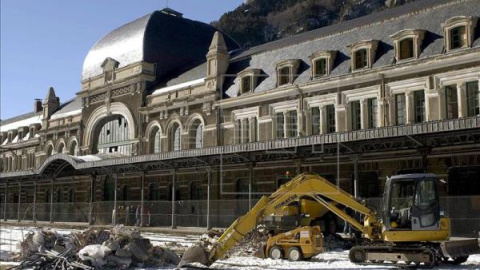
top-left (278, 66), bottom-right (291, 86)
top-left (287, 110), bottom-right (298, 138)
top-left (466, 82), bottom-right (479, 117)
top-left (276, 112), bottom-right (284, 139)
top-left (414, 90), bottom-right (425, 123)
top-left (326, 105), bottom-right (336, 133)
top-left (445, 85), bottom-right (458, 119)
top-left (367, 98), bottom-right (377, 129)
top-left (451, 26), bottom-right (466, 49)
top-left (395, 94), bottom-right (406, 125)
top-left (354, 49), bottom-right (367, 69)
top-left (242, 119), bottom-right (250, 143)
top-left (251, 118), bottom-right (258, 142)
top-left (351, 101), bottom-right (361, 131)
top-left (314, 58), bottom-right (327, 77)
top-left (399, 38), bottom-right (414, 60)
top-left (241, 76), bottom-right (252, 93)
top-left (311, 107), bottom-right (320, 135)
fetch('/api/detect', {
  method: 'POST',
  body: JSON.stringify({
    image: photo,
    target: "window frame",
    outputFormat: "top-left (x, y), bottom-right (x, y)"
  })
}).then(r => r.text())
top-left (237, 68), bottom-right (261, 95)
top-left (309, 51), bottom-right (337, 79)
top-left (466, 81), bottom-right (479, 117)
top-left (443, 16), bottom-right (478, 52)
top-left (350, 100), bottom-right (362, 131)
top-left (276, 59), bottom-right (300, 87)
top-left (367, 98), bottom-right (378, 129)
top-left (413, 90), bottom-right (426, 123)
top-left (395, 93), bottom-right (406, 126)
top-left (347, 40), bottom-right (379, 71)
top-left (390, 29), bottom-right (425, 61)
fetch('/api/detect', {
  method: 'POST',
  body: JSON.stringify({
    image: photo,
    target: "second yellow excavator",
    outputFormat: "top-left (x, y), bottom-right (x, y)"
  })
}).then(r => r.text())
top-left (178, 173), bottom-right (479, 268)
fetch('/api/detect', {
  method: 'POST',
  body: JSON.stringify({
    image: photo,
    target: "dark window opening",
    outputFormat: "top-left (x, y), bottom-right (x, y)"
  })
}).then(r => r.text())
top-left (354, 49), bottom-right (368, 69)
top-left (242, 76), bottom-right (252, 93)
top-left (314, 58), bottom-right (327, 77)
top-left (326, 105), bottom-right (336, 133)
top-left (399, 38), bottom-right (414, 60)
top-left (278, 66), bottom-right (291, 86)
top-left (311, 107), bottom-right (320, 135)
top-left (466, 82), bottom-right (479, 117)
top-left (450, 26), bottom-right (467, 50)
top-left (445, 85), bottom-right (459, 119)
top-left (351, 101), bottom-right (361, 131)
top-left (414, 90), bottom-right (425, 123)
top-left (367, 98), bottom-right (377, 129)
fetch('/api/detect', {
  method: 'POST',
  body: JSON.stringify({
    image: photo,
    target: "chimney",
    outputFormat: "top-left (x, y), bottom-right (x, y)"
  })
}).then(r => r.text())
top-left (34, 99), bottom-right (42, 113)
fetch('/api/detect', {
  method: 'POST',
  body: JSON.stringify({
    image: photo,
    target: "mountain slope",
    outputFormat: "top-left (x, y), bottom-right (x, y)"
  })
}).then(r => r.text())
top-left (213, 0), bottom-right (417, 48)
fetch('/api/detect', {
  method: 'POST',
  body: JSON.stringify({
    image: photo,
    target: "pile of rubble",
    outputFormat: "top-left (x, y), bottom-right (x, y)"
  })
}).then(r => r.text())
top-left (10, 226), bottom-right (179, 270)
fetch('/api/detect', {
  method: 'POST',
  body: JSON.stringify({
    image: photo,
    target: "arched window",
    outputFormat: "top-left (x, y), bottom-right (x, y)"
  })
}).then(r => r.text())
top-left (57, 143), bottom-right (65, 154)
top-left (170, 123), bottom-right (181, 151)
top-left (149, 126), bottom-right (162, 153)
top-left (56, 188), bottom-right (63, 203)
top-left (189, 181), bottom-right (202, 200)
top-left (103, 176), bottom-right (114, 201)
top-left (148, 183), bottom-right (161, 201)
top-left (69, 140), bottom-right (79, 156)
top-left (46, 144), bottom-right (53, 157)
top-left (94, 115), bottom-right (131, 155)
top-left (190, 119), bottom-right (203, 149)
top-left (122, 185), bottom-right (129, 201)
top-left (68, 188), bottom-right (75, 203)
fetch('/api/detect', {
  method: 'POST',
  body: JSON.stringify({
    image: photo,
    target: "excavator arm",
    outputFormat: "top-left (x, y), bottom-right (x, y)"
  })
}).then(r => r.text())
top-left (178, 173), bottom-right (380, 267)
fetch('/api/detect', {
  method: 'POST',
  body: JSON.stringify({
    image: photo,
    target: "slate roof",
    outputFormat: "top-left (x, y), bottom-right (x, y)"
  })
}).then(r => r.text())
top-left (224, 0), bottom-right (480, 97)
top-left (50, 97), bottom-right (83, 119)
top-left (82, 9), bottom-right (240, 81)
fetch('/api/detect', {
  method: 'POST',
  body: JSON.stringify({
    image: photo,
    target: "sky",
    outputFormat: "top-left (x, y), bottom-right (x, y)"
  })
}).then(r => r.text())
top-left (0, 0), bottom-right (244, 120)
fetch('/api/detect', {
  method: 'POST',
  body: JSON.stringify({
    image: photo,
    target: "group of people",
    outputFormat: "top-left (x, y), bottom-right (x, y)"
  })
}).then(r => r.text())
top-left (112, 204), bottom-right (151, 226)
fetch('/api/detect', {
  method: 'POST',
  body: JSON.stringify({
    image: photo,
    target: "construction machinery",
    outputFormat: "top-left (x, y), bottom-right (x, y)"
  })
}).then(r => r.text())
top-left (178, 173), bottom-right (480, 268)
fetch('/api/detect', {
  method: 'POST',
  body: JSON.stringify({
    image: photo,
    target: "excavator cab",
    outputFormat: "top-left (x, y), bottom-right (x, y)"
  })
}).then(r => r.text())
top-left (383, 174), bottom-right (441, 231)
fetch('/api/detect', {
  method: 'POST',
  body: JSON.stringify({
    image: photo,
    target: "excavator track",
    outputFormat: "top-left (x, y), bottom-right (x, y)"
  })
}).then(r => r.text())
top-left (349, 244), bottom-right (440, 268)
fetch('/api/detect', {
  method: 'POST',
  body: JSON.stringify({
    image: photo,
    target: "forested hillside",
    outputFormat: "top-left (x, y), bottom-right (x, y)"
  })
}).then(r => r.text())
top-left (213, 0), bottom-right (417, 48)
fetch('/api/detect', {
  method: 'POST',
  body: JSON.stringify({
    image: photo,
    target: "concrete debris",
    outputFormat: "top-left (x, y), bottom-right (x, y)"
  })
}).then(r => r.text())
top-left (11, 226), bottom-right (180, 270)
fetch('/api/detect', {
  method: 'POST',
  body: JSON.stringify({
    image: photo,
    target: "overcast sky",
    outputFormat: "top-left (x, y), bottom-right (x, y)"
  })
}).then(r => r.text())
top-left (1, 0), bottom-right (243, 120)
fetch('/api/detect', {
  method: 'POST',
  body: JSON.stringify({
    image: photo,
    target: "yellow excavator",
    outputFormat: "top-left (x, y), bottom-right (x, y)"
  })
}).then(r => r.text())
top-left (178, 173), bottom-right (479, 268)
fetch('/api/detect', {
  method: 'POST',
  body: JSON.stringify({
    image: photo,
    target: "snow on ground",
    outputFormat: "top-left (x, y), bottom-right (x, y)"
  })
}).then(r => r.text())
top-left (1, 226), bottom-right (479, 270)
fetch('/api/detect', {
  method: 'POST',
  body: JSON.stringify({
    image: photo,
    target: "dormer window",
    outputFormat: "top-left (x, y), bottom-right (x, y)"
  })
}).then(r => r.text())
top-left (101, 57), bottom-right (120, 83)
top-left (348, 40), bottom-right (378, 71)
top-left (309, 51), bottom-right (336, 78)
top-left (238, 68), bottom-right (261, 95)
top-left (390, 29), bottom-right (425, 61)
top-left (443, 16), bottom-right (478, 51)
top-left (276, 59), bottom-right (300, 86)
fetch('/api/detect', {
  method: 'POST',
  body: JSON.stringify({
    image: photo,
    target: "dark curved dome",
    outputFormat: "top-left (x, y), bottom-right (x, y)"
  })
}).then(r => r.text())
top-left (82, 10), bottom-right (240, 81)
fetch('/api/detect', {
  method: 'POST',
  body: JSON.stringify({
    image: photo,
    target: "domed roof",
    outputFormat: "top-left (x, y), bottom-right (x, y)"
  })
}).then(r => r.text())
top-left (82, 9), bottom-right (240, 81)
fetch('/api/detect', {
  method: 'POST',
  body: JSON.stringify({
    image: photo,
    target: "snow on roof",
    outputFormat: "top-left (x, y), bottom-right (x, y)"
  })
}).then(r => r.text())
top-left (51, 109), bottom-right (82, 120)
top-left (0, 114), bottom-right (42, 132)
top-left (152, 77), bottom-right (205, 96)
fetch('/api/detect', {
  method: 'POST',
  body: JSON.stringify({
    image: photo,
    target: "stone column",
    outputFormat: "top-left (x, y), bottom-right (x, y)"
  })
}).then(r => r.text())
top-left (438, 87), bottom-right (446, 120)
top-left (320, 106), bottom-right (327, 134)
top-left (457, 83), bottom-right (467, 118)
top-left (352, 155), bottom-right (359, 198)
top-left (361, 99), bottom-right (368, 129)
top-left (406, 91), bottom-right (414, 124)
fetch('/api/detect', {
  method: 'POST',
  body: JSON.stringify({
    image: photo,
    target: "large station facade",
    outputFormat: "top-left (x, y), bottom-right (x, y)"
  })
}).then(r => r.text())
top-left (1, 0), bottom-right (479, 234)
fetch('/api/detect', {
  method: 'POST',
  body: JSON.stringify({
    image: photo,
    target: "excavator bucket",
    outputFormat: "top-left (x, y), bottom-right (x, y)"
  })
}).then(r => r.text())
top-left (177, 246), bottom-right (210, 268)
top-left (440, 239), bottom-right (480, 258)
top-left (254, 244), bottom-right (267, 259)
